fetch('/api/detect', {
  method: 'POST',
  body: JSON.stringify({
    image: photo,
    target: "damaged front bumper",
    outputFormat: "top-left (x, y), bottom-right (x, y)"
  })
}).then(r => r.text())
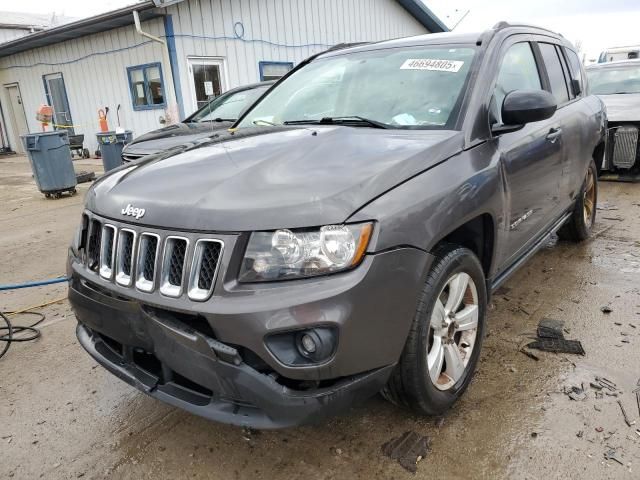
top-left (71, 280), bottom-right (393, 428)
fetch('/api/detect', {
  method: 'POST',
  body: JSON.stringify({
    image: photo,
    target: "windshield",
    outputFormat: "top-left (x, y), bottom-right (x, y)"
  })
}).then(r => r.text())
top-left (237, 45), bottom-right (476, 129)
top-left (587, 66), bottom-right (640, 94)
top-left (189, 85), bottom-right (270, 122)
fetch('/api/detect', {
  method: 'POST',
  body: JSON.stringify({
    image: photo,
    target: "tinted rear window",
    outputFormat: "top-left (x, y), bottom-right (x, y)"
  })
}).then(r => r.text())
top-left (539, 43), bottom-right (570, 104)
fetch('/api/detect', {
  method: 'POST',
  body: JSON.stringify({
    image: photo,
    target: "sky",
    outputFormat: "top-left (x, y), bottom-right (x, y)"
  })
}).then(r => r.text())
top-left (426, 0), bottom-right (640, 62)
top-left (2, 0), bottom-right (639, 63)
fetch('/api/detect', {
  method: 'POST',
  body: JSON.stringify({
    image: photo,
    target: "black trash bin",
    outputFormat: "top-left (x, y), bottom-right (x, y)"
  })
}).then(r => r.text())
top-left (97, 130), bottom-right (133, 172)
top-left (21, 131), bottom-right (77, 199)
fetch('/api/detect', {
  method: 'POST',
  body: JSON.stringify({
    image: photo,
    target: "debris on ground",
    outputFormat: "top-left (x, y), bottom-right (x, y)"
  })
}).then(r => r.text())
top-left (597, 202), bottom-right (618, 211)
top-left (381, 431), bottom-right (431, 474)
top-left (565, 385), bottom-right (588, 401)
top-left (617, 399), bottom-right (636, 427)
top-left (537, 318), bottom-right (565, 339)
top-left (601, 305), bottom-right (613, 314)
top-left (519, 349), bottom-right (540, 361)
top-left (75, 171), bottom-right (96, 184)
top-left (528, 338), bottom-right (585, 356)
top-left (525, 318), bottom-right (585, 355)
top-left (595, 377), bottom-right (617, 392)
top-left (596, 426), bottom-right (604, 432)
top-left (604, 448), bottom-right (624, 466)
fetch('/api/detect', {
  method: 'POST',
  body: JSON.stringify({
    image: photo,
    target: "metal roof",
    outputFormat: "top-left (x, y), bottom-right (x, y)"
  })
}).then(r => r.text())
top-left (397, 0), bottom-right (448, 33)
top-left (0, 11), bottom-right (76, 30)
top-left (0, 2), bottom-right (161, 58)
top-left (0, 0), bottom-right (447, 59)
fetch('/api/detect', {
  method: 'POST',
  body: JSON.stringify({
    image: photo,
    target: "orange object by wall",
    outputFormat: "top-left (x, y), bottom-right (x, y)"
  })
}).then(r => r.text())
top-left (98, 109), bottom-right (109, 132)
top-left (36, 104), bottom-right (53, 124)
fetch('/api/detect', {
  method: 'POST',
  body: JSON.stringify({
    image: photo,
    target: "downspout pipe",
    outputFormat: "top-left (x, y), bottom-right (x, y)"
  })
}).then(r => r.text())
top-left (132, 10), bottom-right (178, 122)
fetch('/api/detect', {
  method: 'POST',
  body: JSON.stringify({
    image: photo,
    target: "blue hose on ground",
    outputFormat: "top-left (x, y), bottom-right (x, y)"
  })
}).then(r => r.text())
top-left (0, 277), bottom-right (69, 291)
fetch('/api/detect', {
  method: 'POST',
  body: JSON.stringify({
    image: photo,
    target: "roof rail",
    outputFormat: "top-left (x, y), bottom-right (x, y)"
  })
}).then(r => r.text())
top-left (492, 21), bottom-right (563, 37)
top-left (324, 42), bottom-right (370, 53)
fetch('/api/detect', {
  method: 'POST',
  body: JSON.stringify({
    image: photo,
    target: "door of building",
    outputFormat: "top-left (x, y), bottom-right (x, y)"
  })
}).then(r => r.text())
top-left (4, 83), bottom-right (29, 154)
top-left (43, 73), bottom-right (74, 135)
top-left (187, 57), bottom-right (227, 114)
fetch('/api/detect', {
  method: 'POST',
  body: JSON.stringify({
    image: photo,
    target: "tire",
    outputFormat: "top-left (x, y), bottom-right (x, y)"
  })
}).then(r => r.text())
top-left (558, 160), bottom-right (597, 242)
top-left (381, 244), bottom-right (487, 416)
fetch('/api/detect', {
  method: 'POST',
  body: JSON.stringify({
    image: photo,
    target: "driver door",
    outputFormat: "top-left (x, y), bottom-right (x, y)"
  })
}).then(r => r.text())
top-left (491, 40), bottom-right (564, 269)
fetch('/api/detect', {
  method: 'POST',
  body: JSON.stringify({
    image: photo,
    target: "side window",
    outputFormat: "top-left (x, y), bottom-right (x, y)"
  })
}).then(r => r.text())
top-left (564, 48), bottom-right (584, 97)
top-left (492, 42), bottom-right (543, 124)
top-left (538, 43), bottom-right (570, 104)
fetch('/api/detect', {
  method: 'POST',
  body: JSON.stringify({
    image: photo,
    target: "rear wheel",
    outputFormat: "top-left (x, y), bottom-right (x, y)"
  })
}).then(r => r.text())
top-left (558, 160), bottom-right (597, 242)
top-left (382, 244), bottom-right (487, 415)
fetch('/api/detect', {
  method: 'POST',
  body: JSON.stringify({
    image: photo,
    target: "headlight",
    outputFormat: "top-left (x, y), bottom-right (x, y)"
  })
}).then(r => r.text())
top-left (239, 223), bottom-right (373, 282)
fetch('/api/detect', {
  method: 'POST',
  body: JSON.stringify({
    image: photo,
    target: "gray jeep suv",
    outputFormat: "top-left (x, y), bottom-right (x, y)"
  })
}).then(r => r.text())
top-left (68, 22), bottom-right (606, 428)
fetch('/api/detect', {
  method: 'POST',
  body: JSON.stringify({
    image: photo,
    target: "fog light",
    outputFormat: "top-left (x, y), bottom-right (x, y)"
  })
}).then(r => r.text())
top-left (300, 334), bottom-right (317, 354)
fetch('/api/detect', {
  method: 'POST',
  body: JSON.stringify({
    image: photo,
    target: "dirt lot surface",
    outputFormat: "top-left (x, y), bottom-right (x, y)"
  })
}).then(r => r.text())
top-left (1, 154), bottom-right (640, 479)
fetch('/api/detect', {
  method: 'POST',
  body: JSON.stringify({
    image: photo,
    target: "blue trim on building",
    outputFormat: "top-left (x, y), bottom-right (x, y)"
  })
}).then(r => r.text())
top-left (164, 14), bottom-right (185, 120)
top-left (258, 61), bottom-right (294, 81)
top-left (126, 62), bottom-right (167, 111)
top-left (396, 0), bottom-right (449, 32)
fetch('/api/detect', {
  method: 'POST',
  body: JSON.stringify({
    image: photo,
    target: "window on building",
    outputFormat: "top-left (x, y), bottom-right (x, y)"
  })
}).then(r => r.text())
top-left (538, 43), bottom-right (570, 104)
top-left (127, 63), bottom-right (165, 110)
top-left (491, 42), bottom-right (543, 124)
top-left (259, 62), bottom-right (293, 81)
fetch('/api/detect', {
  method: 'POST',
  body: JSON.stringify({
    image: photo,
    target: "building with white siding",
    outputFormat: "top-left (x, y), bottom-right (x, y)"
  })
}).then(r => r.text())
top-left (0, 0), bottom-right (446, 154)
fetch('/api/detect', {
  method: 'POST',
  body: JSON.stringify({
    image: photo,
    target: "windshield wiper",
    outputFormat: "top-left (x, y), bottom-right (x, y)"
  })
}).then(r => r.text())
top-left (200, 117), bottom-right (236, 123)
top-left (284, 116), bottom-right (390, 129)
top-left (253, 119), bottom-right (278, 126)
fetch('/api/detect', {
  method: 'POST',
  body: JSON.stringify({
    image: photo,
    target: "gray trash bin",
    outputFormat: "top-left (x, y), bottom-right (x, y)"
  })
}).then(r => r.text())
top-left (21, 131), bottom-right (77, 198)
top-left (97, 130), bottom-right (133, 172)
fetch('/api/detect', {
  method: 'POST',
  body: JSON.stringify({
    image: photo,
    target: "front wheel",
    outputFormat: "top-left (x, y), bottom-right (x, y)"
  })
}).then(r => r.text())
top-left (381, 244), bottom-right (487, 416)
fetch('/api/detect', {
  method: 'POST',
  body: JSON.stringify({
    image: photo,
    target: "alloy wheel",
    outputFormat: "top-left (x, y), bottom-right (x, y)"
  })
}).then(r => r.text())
top-left (583, 168), bottom-right (596, 226)
top-left (427, 272), bottom-right (479, 391)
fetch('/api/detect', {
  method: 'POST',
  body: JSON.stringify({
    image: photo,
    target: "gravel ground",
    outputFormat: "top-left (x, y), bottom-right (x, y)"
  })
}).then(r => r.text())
top-left (1, 154), bottom-right (639, 479)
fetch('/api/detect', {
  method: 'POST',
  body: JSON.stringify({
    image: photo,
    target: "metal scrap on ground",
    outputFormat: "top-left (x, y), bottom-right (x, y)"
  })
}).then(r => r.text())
top-left (526, 318), bottom-right (585, 355)
top-left (381, 431), bottom-right (431, 474)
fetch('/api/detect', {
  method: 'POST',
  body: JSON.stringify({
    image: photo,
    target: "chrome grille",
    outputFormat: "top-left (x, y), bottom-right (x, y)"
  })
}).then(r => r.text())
top-left (612, 126), bottom-right (638, 169)
top-left (188, 240), bottom-right (224, 301)
top-left (87, 220), bottom-right (102, 271)
top-left (115, 229), bottom-right (136, 286)
top-left (136, 233), bottom-right (159, 292)
top-left (82, 215), bottom-right (224, 300)
top-left (99, 225), bottom-right (116, 279)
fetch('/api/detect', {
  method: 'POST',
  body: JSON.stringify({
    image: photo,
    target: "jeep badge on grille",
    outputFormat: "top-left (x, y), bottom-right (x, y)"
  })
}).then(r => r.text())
top-left (121, 204), bottom-right (146, 219)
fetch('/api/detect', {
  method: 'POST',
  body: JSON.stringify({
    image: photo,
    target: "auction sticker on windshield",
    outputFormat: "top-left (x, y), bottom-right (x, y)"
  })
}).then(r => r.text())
top-left (400, 59), bottom-right (464, 72)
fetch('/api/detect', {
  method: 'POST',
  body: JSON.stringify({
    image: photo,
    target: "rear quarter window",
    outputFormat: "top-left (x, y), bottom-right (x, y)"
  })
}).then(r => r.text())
top-left (538, 43), bottom-right (570, 104)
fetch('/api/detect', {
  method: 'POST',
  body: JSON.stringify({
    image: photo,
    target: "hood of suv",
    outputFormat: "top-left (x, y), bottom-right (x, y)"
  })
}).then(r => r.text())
top-left (598, 93), bottom-right (640, 122)
top-left (88, 126), bottom-right (463, 231)
top-left (123, 122), bottom-right (232, 157)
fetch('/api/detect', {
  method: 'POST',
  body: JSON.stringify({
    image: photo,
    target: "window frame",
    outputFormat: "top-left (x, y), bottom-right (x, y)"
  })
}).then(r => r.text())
top-left (126, 62), bottom-right (167, 111)
top-left (534, 42), bottom-right (571, 106)
top-left (561, 47), bottom-right (585, 99)
top-left (258, 61), bottom-right (294, 81)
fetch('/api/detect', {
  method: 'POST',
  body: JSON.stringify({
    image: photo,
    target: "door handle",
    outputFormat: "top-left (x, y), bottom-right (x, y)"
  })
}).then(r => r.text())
top-left (546, 127), bottom-right (562, 143)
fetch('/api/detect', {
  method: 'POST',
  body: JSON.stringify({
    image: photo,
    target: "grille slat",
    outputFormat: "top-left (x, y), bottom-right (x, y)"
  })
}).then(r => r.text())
top-left (143, 237), bottom-right (157, 281)
top-left (160, 237), bottom-right (189, 298)
top-left (135, 233), bottom-right (159, 292)
top-left (115, 230), bottom-right (135, 286)
top-left (82, 215), bottom-right (224, 300)
top-left (99, 225), bottom-right (116, 279)
top-left (87, 220), bottom-right (102, 271)
top-left (168, 240), bottom-right (187, 286)
top-left (187, 240), bottom-right (224, 301)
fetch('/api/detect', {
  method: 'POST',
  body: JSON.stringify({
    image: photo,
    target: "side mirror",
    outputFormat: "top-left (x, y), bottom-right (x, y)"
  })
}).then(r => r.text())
top-left (501, 90), bottom-right (557, 127)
